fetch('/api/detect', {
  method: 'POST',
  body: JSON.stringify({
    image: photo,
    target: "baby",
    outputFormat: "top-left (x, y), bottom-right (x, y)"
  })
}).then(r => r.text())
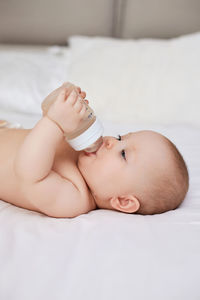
top-left (0, 82), bottom-right (189, 218)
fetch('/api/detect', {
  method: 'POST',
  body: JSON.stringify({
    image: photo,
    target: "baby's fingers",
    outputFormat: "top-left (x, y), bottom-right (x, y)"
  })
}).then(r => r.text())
top-left (79, 103), bottom-right (87, 118)
top-left (76, 86), bottom-right (81, 93)
top-left (73, 97), bottom-right (84, 113)
top-left (66, 89), bottom-right (79, 105)
top-left (76, 86), bottom-right (86, 99)
top-left (57, 88), bottom-right (67, 103)
top-left (80, 91), bottom-right (86, 98)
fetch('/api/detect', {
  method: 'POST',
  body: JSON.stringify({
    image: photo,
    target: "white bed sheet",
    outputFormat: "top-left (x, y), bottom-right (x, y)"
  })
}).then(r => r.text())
top-left (0, 39), bottom-right (200, 300)
top-left (0, 110), bottom-right (200, 300)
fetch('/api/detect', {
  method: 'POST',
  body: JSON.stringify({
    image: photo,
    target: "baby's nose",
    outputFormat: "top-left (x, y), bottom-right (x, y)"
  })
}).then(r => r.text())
top-left (104, 137), bottom-right (117, 149)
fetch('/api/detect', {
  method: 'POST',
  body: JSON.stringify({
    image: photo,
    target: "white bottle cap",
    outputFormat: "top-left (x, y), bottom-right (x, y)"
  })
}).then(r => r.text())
top-left (66, 118), bottom-right (104, 151)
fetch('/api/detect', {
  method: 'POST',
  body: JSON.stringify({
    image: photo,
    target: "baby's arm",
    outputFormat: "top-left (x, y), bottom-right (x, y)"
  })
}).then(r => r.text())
top-left (14, 86), bottom-right (88, 218)
top-left (15, 116), bottom-right (63, 183)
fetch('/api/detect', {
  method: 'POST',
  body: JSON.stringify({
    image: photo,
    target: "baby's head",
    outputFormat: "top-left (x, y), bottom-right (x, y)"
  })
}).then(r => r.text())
top-left (78, 130), bottom-right (189, 215)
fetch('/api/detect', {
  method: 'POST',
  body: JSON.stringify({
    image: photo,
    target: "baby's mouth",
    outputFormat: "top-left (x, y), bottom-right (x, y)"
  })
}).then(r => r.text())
top-left (84, 151), bottom-right (96, 156)
top-left (83, 137), bottom-right (104, 154)
top-left (83, 140), bottom-right (104, 156)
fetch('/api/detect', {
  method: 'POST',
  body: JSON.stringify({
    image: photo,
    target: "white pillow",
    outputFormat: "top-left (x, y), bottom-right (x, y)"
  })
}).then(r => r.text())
top-left (68, 33), bottom-right (200, 124)
top-left (0, 47), bottom-right (70, 115)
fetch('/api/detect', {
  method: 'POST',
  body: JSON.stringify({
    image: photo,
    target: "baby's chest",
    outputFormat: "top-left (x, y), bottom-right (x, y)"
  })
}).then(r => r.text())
top-left (52, 152), bottom-right (94, 208)
top-left (52, 146), bottom-right (86, 192)
top-left (53, 156), bottom-right (78, 181)
top-left (52, 146), bottom-right (96, 209)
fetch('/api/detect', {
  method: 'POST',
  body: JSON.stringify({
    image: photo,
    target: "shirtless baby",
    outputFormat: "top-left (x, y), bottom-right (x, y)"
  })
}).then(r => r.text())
top-left (0, 83), bottom-right (189, 218)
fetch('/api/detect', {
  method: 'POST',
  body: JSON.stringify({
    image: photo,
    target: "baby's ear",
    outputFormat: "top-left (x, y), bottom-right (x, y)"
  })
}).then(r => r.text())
top-left (110, 195), bottom-right (140, 213)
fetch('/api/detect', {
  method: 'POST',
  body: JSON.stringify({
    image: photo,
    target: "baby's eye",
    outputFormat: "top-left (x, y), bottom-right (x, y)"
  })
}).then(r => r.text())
top-left (121, 150), bottom-right (126, 160)
top-left (115, 135), bottom-right (126, 160)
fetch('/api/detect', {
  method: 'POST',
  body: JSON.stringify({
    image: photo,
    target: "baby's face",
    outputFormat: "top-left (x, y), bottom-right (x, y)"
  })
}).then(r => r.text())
top-left (77, 130), bottom-right (172, 210)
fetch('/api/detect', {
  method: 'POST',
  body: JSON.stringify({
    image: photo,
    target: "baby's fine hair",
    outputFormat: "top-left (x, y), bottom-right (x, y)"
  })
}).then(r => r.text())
top-left (136, 137), bottom-right (189, 215)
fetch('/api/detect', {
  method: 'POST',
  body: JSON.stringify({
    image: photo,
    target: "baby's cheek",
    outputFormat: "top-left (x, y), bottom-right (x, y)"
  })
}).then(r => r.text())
top-left (99, 161), bottom-right (116, 178)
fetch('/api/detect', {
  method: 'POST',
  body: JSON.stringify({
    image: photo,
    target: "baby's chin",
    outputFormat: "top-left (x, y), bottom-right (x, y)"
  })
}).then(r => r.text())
top-left (77, 150), bottom-right (97, 166)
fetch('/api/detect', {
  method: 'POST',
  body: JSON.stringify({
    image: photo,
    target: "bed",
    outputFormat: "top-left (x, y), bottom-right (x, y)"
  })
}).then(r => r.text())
top-left (0, 1), bottom-right (200, 299)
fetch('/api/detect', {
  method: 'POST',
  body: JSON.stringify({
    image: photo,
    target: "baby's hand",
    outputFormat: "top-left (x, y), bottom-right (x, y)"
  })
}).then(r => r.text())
top-left (76, 86), bottom-right (89, 104)
top-left (42, 82), bottom-right (88, 115)
top-left (46, 87), bottom-right (87, 133)
top-left (64, 83), bottom-right (89, 105)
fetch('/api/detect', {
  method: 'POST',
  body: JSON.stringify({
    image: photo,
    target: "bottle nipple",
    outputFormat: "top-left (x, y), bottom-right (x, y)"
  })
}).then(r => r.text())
top-left (84, 136), bottom-right (103, 153)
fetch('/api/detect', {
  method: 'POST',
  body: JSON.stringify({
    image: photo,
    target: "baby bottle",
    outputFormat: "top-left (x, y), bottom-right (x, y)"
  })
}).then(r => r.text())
top-left (42, 88), bottom-right (104, 153)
